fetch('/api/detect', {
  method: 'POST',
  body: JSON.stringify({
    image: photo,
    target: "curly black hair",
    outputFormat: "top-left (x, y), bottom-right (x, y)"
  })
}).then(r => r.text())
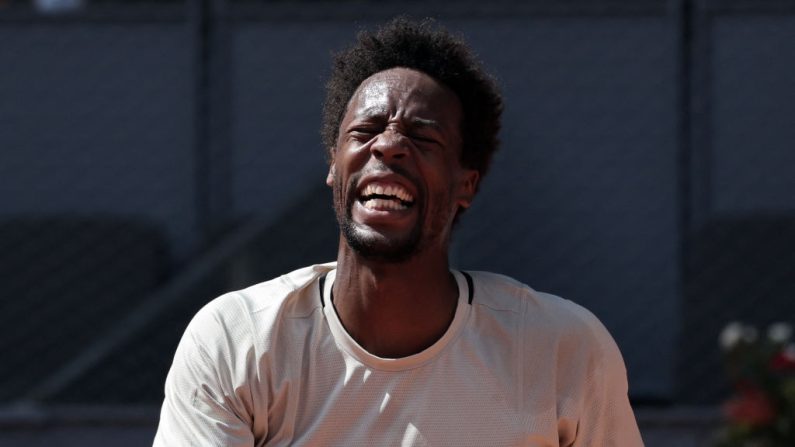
top-left (321, 17), bottom-right (503, 184)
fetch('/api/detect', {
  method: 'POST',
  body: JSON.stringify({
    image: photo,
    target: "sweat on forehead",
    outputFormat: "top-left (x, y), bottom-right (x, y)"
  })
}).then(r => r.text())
top-left (348, 68), bottom-right (461, 119)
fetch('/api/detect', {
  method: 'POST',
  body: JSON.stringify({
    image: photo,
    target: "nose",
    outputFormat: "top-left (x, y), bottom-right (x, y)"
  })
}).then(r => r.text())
top-left (370, 128), bottom-right (410, 162)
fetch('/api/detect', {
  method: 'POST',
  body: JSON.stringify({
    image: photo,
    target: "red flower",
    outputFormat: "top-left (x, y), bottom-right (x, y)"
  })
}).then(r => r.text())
top-left (723, 387), bottom-right (776, 427)
top-left (770, 349), bottom-right (795, 372)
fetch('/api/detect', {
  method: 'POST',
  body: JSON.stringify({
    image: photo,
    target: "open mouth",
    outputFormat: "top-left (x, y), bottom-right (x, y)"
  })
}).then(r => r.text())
top-left (358, 183), bottom-right (415, 211)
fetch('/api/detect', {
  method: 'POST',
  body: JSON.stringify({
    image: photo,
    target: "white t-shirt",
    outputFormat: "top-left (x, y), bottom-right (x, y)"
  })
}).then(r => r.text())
top-left (154, 263), bottom-right (643, 446)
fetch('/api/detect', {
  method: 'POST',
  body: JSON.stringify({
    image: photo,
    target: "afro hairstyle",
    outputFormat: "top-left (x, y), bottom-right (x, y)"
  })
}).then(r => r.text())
top-left (321, 17), bottom-right (503, 185)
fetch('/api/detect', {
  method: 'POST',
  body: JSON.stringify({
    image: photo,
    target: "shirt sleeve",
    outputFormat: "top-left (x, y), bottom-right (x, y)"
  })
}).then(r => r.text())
top-left (570, 317), bottom-right (644, 447)
top-left (153, 298), bottom-right (257, 447)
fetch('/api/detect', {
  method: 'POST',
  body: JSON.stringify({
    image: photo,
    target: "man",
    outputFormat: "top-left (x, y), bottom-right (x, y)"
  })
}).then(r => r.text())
top-left (154, 18), bottom-right (643, 446)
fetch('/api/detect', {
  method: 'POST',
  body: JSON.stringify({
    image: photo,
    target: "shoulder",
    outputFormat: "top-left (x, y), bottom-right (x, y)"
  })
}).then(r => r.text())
top-left (233, 262), bottom-right (335, 316)
top-left (467, 271), bottom-right (629, 410)
top-left (185, 262), bottom-right (335, 355)
top-left (466, 270), bottom-right (621, 361)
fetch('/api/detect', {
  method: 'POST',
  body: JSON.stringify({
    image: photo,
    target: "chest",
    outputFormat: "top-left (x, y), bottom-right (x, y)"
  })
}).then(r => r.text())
top-left (257, 333), bottom-right (571, 447)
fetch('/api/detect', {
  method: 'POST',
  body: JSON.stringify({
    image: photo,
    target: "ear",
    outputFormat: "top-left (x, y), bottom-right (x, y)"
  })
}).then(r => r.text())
top-left (326, 162), bottom-right (336, 187)
top-left (456, 168), bottom-right (479, 209)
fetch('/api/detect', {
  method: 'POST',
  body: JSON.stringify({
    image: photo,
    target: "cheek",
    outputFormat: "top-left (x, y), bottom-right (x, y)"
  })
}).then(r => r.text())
top-left (418, 161), bottom-right (456, 206)
top-left (333, 168), bottom-right (362, 208)
top-left (330, 169), bottom-right (346, 207)
top-left (426, 172), bottom-right (458, 215)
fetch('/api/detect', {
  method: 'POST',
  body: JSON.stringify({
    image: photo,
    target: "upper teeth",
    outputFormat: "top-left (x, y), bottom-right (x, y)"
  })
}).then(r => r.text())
top-left (361, 183), bottom-right (414, 202)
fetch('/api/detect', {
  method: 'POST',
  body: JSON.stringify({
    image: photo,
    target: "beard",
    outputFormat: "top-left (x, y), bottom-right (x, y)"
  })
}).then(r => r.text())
top-left (332, 168), bottom-right (425, 263)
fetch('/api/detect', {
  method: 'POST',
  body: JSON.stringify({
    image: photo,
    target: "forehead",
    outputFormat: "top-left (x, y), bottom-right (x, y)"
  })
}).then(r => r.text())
top-left (347, 67), bottom-right (462, 123)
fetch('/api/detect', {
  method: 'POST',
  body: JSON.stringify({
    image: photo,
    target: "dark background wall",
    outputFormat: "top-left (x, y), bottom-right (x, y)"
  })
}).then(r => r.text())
top-left (0, 20), bottom-right (199, 258)
top-left (1, 1), bottom-right (794, 441)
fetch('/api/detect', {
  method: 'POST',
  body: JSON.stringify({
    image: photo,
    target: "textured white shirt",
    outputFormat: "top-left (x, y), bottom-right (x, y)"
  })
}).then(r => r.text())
top-left (154, 263), bottom-right (643, 446)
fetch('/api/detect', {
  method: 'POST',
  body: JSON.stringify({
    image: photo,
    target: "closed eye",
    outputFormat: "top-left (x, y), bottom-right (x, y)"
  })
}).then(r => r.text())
top-left (349, 128), bottom-right (379, 141)
top-left (410, 133), bottom-right (441, 146)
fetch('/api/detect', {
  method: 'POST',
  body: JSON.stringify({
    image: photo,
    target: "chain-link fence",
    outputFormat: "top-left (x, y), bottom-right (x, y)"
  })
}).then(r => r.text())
top-left (1, 0), bottom-right (794, 425)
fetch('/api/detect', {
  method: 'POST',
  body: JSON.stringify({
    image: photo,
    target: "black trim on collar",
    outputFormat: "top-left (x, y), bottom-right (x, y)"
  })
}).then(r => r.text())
top-left (318, 275), bottom-right (326, 307)
top-left (320, 271), bottom-right (474, 306)
top-left (462, 271), bottom-right (474, 305)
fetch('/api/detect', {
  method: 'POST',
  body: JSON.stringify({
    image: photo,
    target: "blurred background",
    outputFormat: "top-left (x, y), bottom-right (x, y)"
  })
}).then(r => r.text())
top-left (1, 0), bottom-right (794, 445)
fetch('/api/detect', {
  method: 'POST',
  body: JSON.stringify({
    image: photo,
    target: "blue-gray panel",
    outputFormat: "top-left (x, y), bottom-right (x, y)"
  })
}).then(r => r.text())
top-left (711, 16), bottom-right (795, 214)
top-left (232, 21), bottom-right (378, 219)
top-left (0, 24), bottom-right (197, 259)
top-left (446, 17), bottom-right (679, 399)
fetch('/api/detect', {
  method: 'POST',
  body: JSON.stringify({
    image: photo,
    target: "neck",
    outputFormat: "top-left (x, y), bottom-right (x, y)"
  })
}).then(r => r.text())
top-left (331, 240), bottom-right (459, 358)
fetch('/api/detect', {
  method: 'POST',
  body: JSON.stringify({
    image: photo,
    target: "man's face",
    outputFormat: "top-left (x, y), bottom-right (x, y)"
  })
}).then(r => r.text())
top-left (327, 67), bottom-right (479, 262)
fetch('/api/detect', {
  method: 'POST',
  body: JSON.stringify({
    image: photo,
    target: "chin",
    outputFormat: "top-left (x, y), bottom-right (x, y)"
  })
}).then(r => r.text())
top-left (342, 224), bottom-right (422, 263)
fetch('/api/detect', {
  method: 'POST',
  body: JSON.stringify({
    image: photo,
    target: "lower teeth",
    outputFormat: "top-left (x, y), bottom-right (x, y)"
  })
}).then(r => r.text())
top-left (363, 199), bottom-right (406, 210)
